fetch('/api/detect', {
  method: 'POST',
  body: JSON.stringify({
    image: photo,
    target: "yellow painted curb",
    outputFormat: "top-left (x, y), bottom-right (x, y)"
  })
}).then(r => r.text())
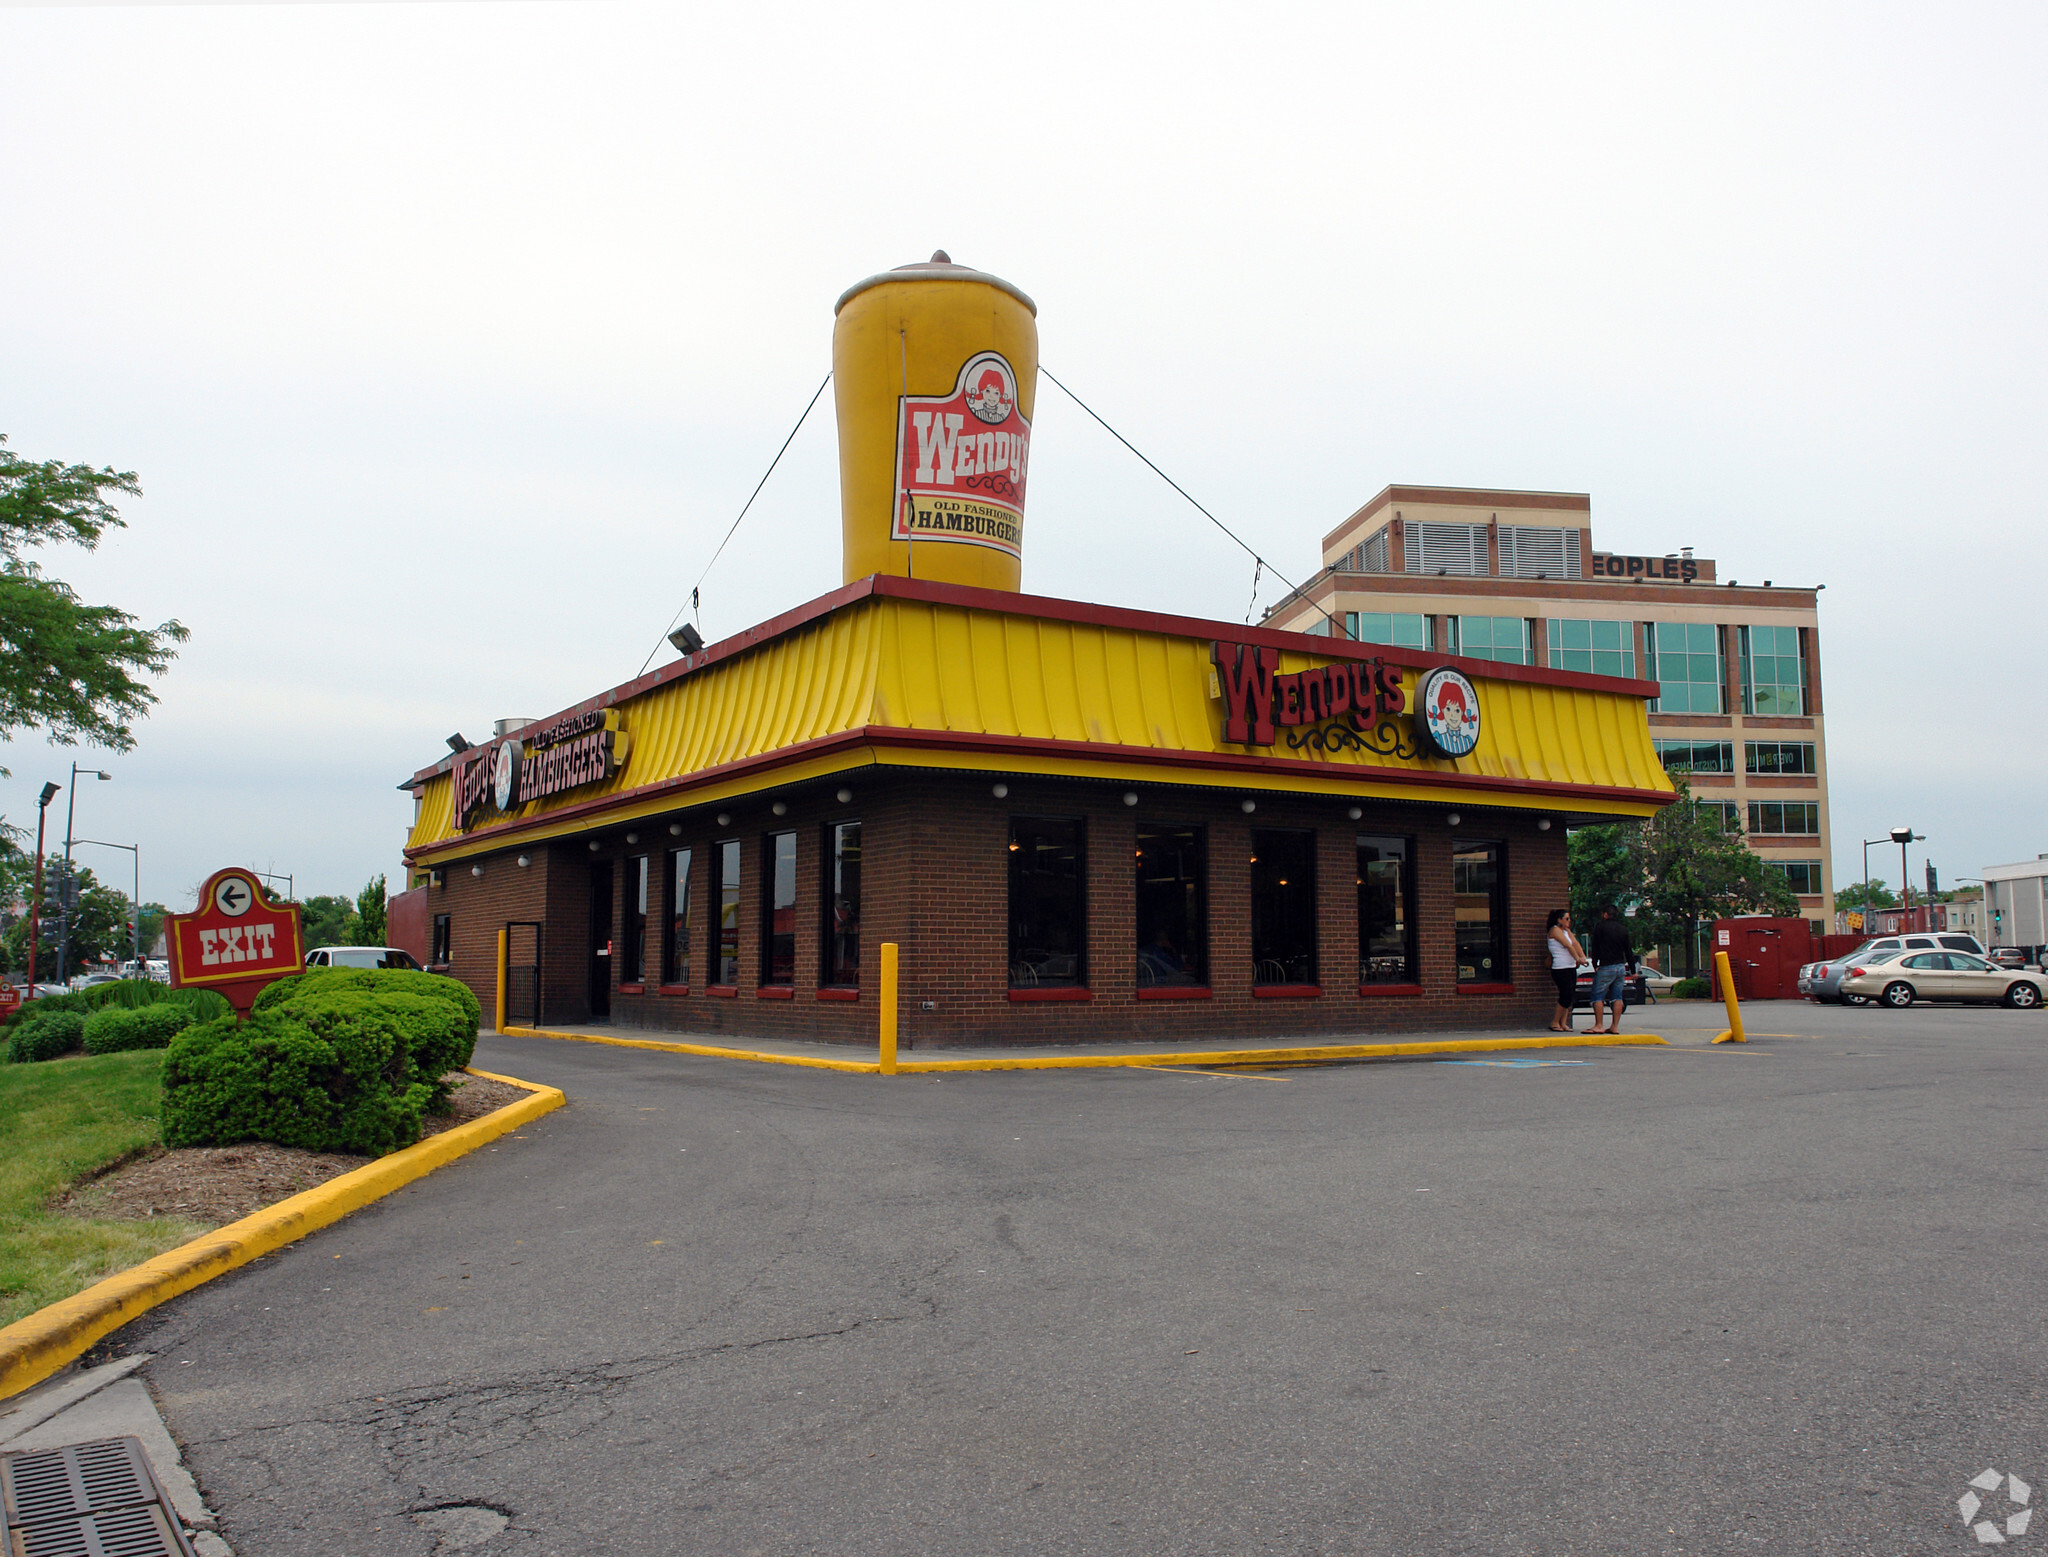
top-left (504, 1023), bottom-right (1665, 1076)
top-left (0, 1066), bottom-right (565, 1403)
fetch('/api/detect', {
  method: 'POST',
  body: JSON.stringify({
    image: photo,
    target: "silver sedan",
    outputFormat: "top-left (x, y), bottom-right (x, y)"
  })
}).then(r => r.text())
top-left (1839, 950), bottom-right (2048, 1010)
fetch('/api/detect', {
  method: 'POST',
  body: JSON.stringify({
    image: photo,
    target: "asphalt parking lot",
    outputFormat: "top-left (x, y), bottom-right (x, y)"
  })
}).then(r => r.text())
top-left (112, 1003), bottom-right (2048, 1555)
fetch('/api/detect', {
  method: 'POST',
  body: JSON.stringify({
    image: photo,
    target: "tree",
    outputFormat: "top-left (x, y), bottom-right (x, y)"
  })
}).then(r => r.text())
top-left (297, 894), bottom-right (358, 949)
top-left (2, 861), bottom-right (130, 973)
top-left (1833, 879), bottom-right (1897, 915)
top-left (1567, 823), bottom-right (1642, 929)
top-left (0, 434), bottom-right (188, 772)
top-left (1628, 777), bottom-right (1800, 975)
top-left (346, 874), bottom-right (388, 946)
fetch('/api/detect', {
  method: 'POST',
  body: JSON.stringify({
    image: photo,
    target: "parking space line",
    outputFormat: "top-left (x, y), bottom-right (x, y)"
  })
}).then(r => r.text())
top-left (1132, 1066), bottom-right (1290, 1081)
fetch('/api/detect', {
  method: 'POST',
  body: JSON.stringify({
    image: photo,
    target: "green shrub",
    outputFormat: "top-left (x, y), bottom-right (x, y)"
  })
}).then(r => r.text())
top-left (161, 969), bottom-right (480, 1157)
top-left (1671, 976), bottom-right (1712, 998)
top-left (9, 1010), bottom-right (87, 1064)
top-left (82, 1002), bottom-right (193, 1055)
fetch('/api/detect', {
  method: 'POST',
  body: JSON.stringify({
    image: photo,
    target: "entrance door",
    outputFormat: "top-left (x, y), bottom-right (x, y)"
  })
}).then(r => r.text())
top-left (588, 860), bottom-right (614, 1019)
top-left (1744, 928), bottom-right (1783, 999)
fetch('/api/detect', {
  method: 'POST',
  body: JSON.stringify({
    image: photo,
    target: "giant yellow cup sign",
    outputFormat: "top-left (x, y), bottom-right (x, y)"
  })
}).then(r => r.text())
top-left (833, 254), bottom-right (1039, 591)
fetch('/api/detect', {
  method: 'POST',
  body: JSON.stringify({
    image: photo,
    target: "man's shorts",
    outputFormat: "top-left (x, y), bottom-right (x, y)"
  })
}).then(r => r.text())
top-left (1591, 964), bottom-right (1628, 1004)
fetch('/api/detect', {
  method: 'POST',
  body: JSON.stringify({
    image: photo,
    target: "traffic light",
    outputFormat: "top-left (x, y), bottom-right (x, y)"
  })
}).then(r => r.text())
top-left (1926, 862), bottom-right (1939, 897)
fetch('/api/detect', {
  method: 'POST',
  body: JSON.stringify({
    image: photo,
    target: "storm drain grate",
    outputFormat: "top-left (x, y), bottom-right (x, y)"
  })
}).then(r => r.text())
top-left (1, 1436), bottom-right (195, 1557)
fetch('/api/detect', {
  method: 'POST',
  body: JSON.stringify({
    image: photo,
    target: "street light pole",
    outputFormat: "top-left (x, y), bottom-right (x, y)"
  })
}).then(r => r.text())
top-left (27, 782), bottom-right (59, 996)
top-left (56, 763), bottom-right (112, 984)
top-left (1890, 826), bottom-right (1921, 931)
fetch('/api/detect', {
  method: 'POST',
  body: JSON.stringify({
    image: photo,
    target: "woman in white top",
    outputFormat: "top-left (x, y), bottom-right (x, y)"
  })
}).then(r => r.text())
top-left (1546, 909), bottom-right (1586, 1032)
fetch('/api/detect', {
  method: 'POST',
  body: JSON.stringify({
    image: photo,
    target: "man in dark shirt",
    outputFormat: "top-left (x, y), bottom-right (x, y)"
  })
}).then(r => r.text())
top-left (1587, 905), bottom-right (1635, 1034)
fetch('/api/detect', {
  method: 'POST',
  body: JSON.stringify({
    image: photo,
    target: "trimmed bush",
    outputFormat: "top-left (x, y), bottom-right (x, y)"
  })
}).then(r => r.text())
top-left (161, 968), bottom-right (481, 1156)
top-left (9, 1010), bottom-right (86, 1064)
top-left (1672, 976), bottom-right (1712, 998)
top-left (82, 1002), bottom-right (193, 1055)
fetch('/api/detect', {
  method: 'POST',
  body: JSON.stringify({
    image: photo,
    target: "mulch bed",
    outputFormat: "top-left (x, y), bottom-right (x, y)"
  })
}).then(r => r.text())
top-left (51, 1071), bottom-right (533, 1229)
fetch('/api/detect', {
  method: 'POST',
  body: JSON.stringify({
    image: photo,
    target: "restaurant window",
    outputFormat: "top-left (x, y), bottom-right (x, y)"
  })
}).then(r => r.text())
top-left (1546, 618), bottom-right (1636, 678)
top-left (824, 821), bottom-right (861, 987)
top-left (1357, 835), bottom-right (1415, 984)
top-left (1767, 859), bottom-right (1824, 895)
top-left (761, 831), bottom-right (796, 986)
top-left (1747, 801), bottom-right (1821, 836)
top-left (623, 855), bottom-right (649, 983)
top-left (1009, 817), bottom-right (1086, 988)
top-left (1745, 740), bottom-right (1816, 775)
top-left (1646, 622), bottom-right (1724, 714)
top-left (1654, 738), bottom-right (1734, 774)
top-left (1251, 829), bottom-right (1317, 986)
top-left (1451, 615), bottom-right (1531, 665)
top-left (713, 838), bottom-right (741, 987)
top-left (1345, 611), bottom-right (1428, 649)
top-left (1740, 625), bottom-right (1807, 716)
top-left (1135, 824), bottom-right (1206, 988)
top-left (430, 914), bottom-right (451, 965)
top-left (1453, 841), bottom-right (1507, 984)
top-left (664, 847), bottom-right (693, 986)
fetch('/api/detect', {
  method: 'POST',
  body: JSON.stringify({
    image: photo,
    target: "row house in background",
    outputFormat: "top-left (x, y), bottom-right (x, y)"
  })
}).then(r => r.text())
top-left (1267, 485), bottom-right (1832, 927)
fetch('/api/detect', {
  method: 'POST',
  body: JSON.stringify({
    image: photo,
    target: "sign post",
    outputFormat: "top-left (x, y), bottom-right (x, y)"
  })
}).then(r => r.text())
top-left (165, 867), bottom-right (306, 1016)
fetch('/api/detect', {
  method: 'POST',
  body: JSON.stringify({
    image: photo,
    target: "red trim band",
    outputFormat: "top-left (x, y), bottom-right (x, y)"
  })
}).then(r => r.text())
top-left (617, 983), bottom-right (645, 995)
top-left (1358, 983), bottom-right (1423, 997)
top-left (1457, 982), bottom-right (1516, 995)
top-left (1137, 986), bottom-right (1213, 1001)
top-left (1009, 987), bottom-right (1092, 1002)
top-left (707, 984), bottom-right (738, 999)
top-left (1253, 984), bottom-right (1322, 998)
top-left (817, 987), bottom-right (859, 1002)
top-left (757, 985), bottom-right (794, 1000)
top-left (655, 985), bottom-right (690, 997)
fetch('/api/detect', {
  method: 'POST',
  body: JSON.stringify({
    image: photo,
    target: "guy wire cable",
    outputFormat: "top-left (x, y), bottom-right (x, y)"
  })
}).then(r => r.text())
top-left (638, 370), bottom-right (833, 677)
top-left (1039, 367), bottom-right (1349, 639)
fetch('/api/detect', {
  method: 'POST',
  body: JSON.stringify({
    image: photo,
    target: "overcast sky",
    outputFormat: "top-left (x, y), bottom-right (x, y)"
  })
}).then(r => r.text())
top-left (3, 1), bottom-right (2042, 910)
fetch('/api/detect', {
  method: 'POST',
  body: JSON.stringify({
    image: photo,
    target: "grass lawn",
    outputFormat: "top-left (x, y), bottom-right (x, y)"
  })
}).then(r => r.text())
top-left (0, 1050), bottom-right (210, 1328)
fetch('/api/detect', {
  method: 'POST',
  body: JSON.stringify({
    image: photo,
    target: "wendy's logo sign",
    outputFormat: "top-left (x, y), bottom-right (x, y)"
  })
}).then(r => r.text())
top-left (893, 350), bottom-right (1031, 559)
top-left (1416, 667), bottom-right (1482, 757)
top-left (1212, 641), bottom-right (1405, 747)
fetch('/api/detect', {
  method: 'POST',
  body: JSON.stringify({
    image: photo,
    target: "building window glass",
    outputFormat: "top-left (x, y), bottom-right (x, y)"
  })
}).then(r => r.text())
top-left (1454, 616), bottom-right (1531, 665)
top-left (1647, 622), bottom-right (1724, 713)
top-left (1741, 625), bottom-right (1807, 716)
top-left (1135, 824), bottom-right (1206, 988)
top-left (1767, 859), bottom-right (1824, 895)
top-left (1009, 817), bottom-right (1086, 988)
top-left (1654, 739), bottom-right (1734, 774)
top-left (1251, 829), bottom-right (1317, 986)
top-left (664, 847), bottom-right (693, 986)
top-left (1695, 799), bottom-right (1742, 832)
top-left (714, 838), bottom-right (741, 987)
top-left (824, 822), bottom-right (861, 988)
top-left (623, 855), bottom-right (649, 983)
top-left (1745, 740), bottom-right (1817, 775)
top-left (1547, 618), bottom-right (1636, 678)
top-left (1747, 801), bottom-right (1821, 836)
top-left (1345, 611), bottom-right (1428, 649)
top-left (430, 914), bottom-right (451, 965)
top-left (1454, 841), bottom-right (1507, 983)
top-left (761, 831), bottom-right (796, 986)
top-left (1357, 835), bottom-right (1415, 984)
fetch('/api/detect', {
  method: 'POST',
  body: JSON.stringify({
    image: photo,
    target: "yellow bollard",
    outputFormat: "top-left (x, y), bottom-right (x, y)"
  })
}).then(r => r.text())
top-left (1710, 949), bottom-right (1746, 1043)
top-left (879, 941), bottom-right (899, 1075)
top-left (496, 927), bottom-right (508, 1034)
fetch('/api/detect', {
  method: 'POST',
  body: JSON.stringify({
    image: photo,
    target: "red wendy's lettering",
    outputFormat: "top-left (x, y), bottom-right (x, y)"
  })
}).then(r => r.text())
top-left (1213, 641), bottom-right (1404, 748)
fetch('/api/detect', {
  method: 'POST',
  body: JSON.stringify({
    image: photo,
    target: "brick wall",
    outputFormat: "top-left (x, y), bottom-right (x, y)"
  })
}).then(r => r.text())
top-left (424, 770), bottom-right (1572, 1045)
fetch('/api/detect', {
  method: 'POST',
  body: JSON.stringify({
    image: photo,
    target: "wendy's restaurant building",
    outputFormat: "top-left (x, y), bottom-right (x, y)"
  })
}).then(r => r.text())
top-left (389, 258), bottom-right (1677, 1048)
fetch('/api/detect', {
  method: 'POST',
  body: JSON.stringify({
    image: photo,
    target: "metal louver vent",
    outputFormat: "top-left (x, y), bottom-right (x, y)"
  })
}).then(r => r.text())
top-left (1358, 530), bottom-right (1391, 574)
top-left (1498, 525), bottom-right (1583, 579)
top-left (1404, 522), bottom-right (1488, 575)
top-left (1, 1438), bottom-right (195, 1557)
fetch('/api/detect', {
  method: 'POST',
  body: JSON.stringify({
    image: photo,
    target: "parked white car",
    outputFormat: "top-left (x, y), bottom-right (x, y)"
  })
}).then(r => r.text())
top-left (304, 946), bottom-right (424, 971)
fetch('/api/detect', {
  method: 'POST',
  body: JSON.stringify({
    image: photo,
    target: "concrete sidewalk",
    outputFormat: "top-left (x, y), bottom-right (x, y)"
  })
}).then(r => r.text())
top-left (499, 1002), bottom-right (1735, 1064)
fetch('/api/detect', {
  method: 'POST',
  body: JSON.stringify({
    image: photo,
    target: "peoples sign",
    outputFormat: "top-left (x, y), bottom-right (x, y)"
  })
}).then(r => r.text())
top-left (167, 867), bottom-right (305, 1012)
